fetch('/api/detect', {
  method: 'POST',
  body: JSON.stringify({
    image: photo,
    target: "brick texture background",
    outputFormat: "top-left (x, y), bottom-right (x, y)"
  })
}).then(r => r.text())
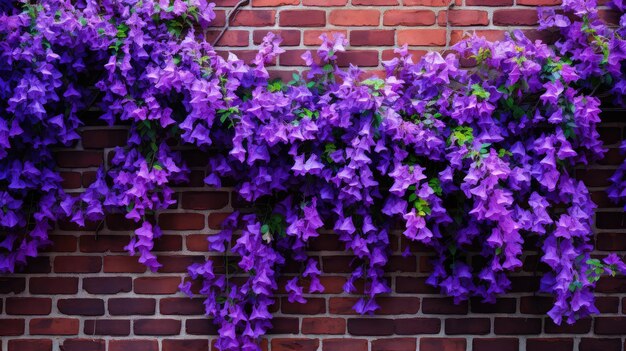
top-left (1, 1), bottom-right (626, 350)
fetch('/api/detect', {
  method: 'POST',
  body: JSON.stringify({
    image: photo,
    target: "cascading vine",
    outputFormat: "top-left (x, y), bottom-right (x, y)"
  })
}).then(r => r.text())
top-left (1, 0), bottom-right (626, 349)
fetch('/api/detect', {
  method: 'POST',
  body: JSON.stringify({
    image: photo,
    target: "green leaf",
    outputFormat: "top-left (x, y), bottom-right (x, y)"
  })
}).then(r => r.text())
top-left (471, 84), bottom-right (490, 99)
top-left (261, 224), bottom-right (269, 234)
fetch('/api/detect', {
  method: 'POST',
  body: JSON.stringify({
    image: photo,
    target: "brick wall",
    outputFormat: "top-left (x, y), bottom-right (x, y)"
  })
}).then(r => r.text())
top-left (207, 0), bottom-right (552, 75)
top-left (1, 1), bottom-right (626, 350)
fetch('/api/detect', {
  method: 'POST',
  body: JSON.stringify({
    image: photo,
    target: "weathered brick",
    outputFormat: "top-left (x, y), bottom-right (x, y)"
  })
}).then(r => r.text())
top-left (5, 298), bottom-right (51, 315)
top-left (7, 339), bottom-right (52, 351)
top-left (58, 299), bottom-right (104, 316)
top-left (445, 318), bottom-right (490, 335)
top-left (420, 338), bottom-right (466, 351)
top-left (302, 318), bottom-right (346, 334)
top-left (83, 277), bottom-right (132, 294)
top-left (280, 10), bottom-right (326, 27)
top-left (109, 340), bottom-right (158, 351)
top-left (272, 338), bottom-right (319, 351)
top-left (108, 298), bottom-right (156, 316)
top-left (134, 319), bottom-right (181, 336)
top-left (134, 277), bottom-right (181, 294)
top-left (329, 10), bottom-right (380, 26)
top-left (84, 320), bottom-right (131, 336)
top-left (30, 277), bottom-right (78, 294)
top-left (323, 339), bottom-right (368, 351)
top-left (30, 318), bottom-right (79, 335)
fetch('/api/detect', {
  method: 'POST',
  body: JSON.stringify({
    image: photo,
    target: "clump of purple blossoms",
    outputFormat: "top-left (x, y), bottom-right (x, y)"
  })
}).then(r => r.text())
top-left (1, 0), bottom-right (626, 349)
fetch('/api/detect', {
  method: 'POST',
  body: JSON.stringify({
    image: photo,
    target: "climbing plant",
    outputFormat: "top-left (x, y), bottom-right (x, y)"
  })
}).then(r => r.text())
top-left (1, 0), bottom-right (626, 349)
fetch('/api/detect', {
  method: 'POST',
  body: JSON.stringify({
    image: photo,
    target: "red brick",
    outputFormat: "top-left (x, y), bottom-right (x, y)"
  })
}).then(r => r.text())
top-left (520, 296), bottom-right (553, 314)
top-left (338, 50), bottom-right (380, 67)
top-left (445, 10), bottom-right (489, 26)
top-left (350, 30), bottom-right (395, 46)
top-left (58, 299), bottom-right (105, 316)
top-left (153, 235), bottom-right (183, 251)
top-left (393, 318), bottom-right (440, 334)
top-left (186, 319), bottom-right (218, 335)
top-left (82, 171), bottom-right (97, 187)
top-left (30, 277), bottom-right (78, 294)
top-left (329, 10), bottom-right (380, 26)
top-left (383, 10), bottom-right (435, 26)
top-left (21, 257), bottom-right (51, 274)
top-left (302, 318), bottom-right (346, 334)
top-left (162, 340), bottom-right (209, 351)
top-left (84, 320), bottom-right (131, 336)
top-left (83, 277), bottom-right (132, 294)
top-left (397, 29), bottom-right (447, 46)
top-left (280, 10), bottom-right (326, 27)
top-left (5, 298), bottom-right (51, 315)
top-left (545, 318), bottom-right (591, 334)
top-left (328, 297), bottom-right (358, 314)
top-left (54, 256), bottom-right (101, 273)
top-left (231, 10), bottom-right (276, 26)
top-left (7, 339), bottom-right (52, 351)
top-left (0, 319), bottom-right (25, 336)
top-left (160, 298), bottom-right (205, 315)
top-left (60, 171), bottom-right (82, 189)
top-left (517, 0), bottom-right (561, 4)
top-left (272, 339), bottom-right (319, 351)
top-left (60, 339), bottom-right (104, 351)
top-left (470, 298), bottom-right (516, 313)
top-left (159, 213), bottom-right (205, 230)
top-left (526, 338), bottom-right (574, 351)
top-left (134, 319), bottom-right (181, 335)
top-left (30, 318), bottom-right (79, 335)
top-left (44, 235), bottom-right (77, 252)
top-left (445, 318), bottom-right (490, 335)
top-left (55, 151), bottom-right (103, 168)
top-left (576, 169), bottom-right (616, 187)
top-left (422, 297), bottom-right (468, 314)
top-left (186, 234), bottom-right (210, 251)
top-left (109, 340), bottom-right (158, 351)
top-left (106, 213), bottom-right (140, 231)
top-left (81, 129), bottom-right (128, 148)
top-left (254, 30), bottom-right (301, 46)
top-left (253, 0), bottom-right (299, 5)
top-left (348, 318), bottom-right (394, 336)
top-left (304, 30), bottom-right (348, 45)
top-left (323, 339), bottom-right (368, 351)
top-left (108, 298), bottom-right (156, 316)
top-left (404, 0), bottom-right (450, 4)
top-left (206, 30), bottom-right (249, 47)
top-left (473, 338), bottom-right (518, 351)
top-left (79, 235), bottom-right (128, 252)
top-left (579, 338), bottom-right (621, 351)
top-left (595, 317), bottom-right (626, 335)
top-left (420, 338), bottom-right (466, 351)
top-left (267, 317), bottom-right (299, 334)
top-left (372, 338), bottom-right (416, 351)
top-left (208, 212), bottom-right (233, 229)
top-left (303, 0), bottom-right (347, 4)
top-left (493, 9), bottom-right (538, 25)
top-left (597, 297), bottom-right (619, 313)
top-left (466, 0), bottom-right (512, 5)
top-left (376, 297), bottom-right (420, 314)
top-left (282, 298), bottom-right (326, 314)
top-left (494, 317), bottom-right (541, 334)
top-left (0, 278), bottom-right (25, 294)
top-left (134, 277), bottom-right (181, 294)
top-left (158, 255), bottom-right (204, 273)
top-left (104, 256), bottom-right (146, 273)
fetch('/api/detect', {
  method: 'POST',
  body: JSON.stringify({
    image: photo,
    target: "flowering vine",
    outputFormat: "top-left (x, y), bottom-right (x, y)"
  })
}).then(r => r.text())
top-left (1, 0), bottom-right (626, 349)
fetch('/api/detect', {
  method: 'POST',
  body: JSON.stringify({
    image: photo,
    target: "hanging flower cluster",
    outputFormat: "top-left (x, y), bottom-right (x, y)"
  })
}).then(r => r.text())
top-left (1, 0), bottom-right (626, 350)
